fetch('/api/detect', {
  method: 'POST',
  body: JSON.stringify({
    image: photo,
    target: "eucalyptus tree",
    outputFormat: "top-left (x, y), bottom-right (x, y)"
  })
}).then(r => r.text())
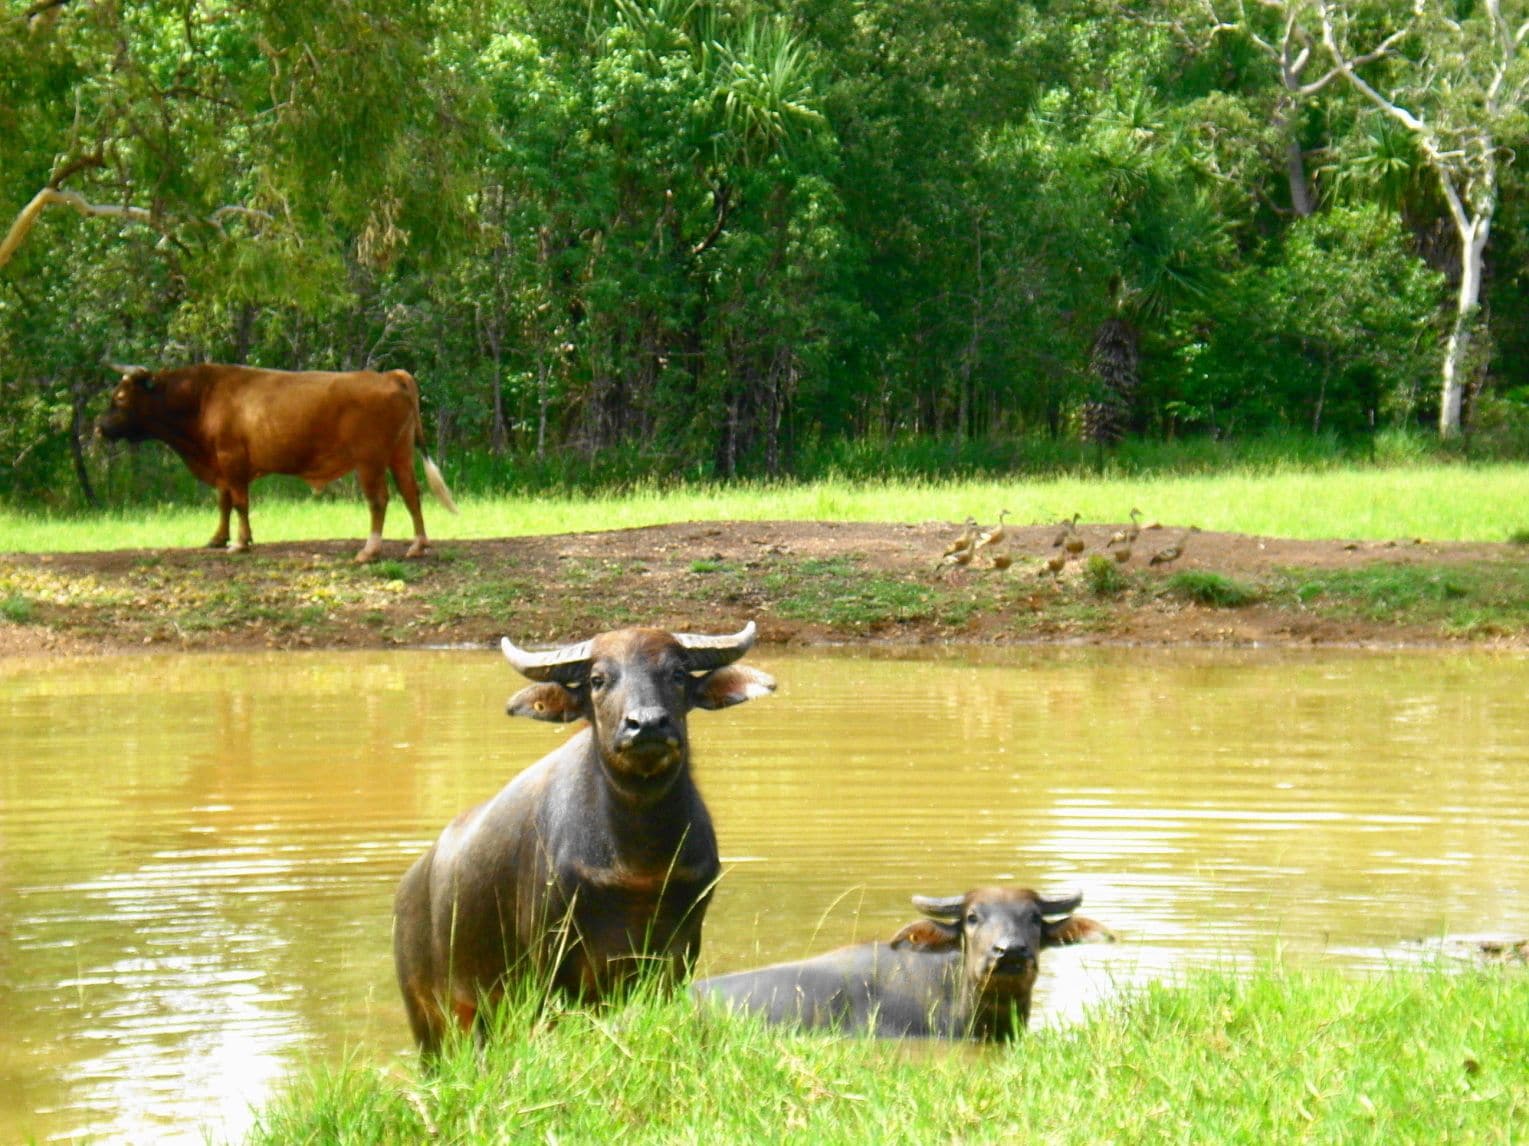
top-left (1315, 0), bottom-right (1529, 437)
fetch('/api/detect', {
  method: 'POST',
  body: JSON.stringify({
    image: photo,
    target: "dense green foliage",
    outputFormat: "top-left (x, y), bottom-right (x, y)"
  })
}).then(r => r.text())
top-left (246, 965), bottom-right (1529, 1144)
top-left (4, 0), bottom-right (1529, 509)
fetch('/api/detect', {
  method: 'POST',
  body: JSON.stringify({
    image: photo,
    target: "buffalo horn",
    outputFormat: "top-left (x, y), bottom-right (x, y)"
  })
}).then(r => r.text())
top-left (911, 895), bottom-right (966, 922)
top-left (500, 635), bottom-right (593, 684)
top-left (675, 620), bottom-right (757, 670)
top-left (1038, 891), bottom-right (1084, 918)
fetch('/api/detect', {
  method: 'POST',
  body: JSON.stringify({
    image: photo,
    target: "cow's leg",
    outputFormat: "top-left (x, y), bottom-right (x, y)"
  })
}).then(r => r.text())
top-left (228, 485), bottom-right (254, 553)
top-left (392, 456), bottom-right (431, 558)
top-left (356, 465), bottom-right (388, 563)
top-left (208, 488), bottom-right (233, 549)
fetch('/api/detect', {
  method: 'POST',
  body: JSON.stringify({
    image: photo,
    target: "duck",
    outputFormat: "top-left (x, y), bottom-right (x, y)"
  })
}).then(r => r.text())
top-left (1039, 552), bottom-right (1068, 578)
top-left (938, 545), bottom-right (975, 572)
top-left (990, 551), bottom-right (1013, 571)
top-left (1050, 512), bottom-right (1081, 548)
top-left (1149, 531), bottom-right (1188, 567)
top-left (973, 510), bottom-right (1010, 553)
top-left (942, 517), bottom-right (979, 559)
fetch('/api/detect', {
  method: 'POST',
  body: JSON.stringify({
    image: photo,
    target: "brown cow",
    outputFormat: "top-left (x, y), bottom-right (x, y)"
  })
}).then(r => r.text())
top-left (97, 363), bottom-right (457, 563)
top-left (693, 887), bottom-right (1115, 1040)
top-left (393, 622), bottom-right (774, 1055)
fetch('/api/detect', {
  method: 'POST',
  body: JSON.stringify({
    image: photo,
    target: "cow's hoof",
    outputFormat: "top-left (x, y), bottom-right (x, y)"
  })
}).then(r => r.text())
top-left (206, 539), bottom-right (229, 550)
top-left (228, 543), bottom-right (251, 555)
top-left (404, 542), bottom-right (430, 559)
top-left (354, 550), bottom-right (380, 564)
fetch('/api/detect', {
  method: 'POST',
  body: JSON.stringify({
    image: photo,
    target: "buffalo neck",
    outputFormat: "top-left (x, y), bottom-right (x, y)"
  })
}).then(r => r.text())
top-left (569, 732), bottom-right (712, 869)
top-left (964, 978), bottom-right (1030, 1042)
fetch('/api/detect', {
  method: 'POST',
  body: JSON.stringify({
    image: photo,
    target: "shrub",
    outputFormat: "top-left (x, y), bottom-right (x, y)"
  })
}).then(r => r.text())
top-left (1, 594), bottom-right (34, 623)
top-left (1084, 554), bottom-right (1128, 597)
top-left (1166, 571), bottom-right (1258, 607)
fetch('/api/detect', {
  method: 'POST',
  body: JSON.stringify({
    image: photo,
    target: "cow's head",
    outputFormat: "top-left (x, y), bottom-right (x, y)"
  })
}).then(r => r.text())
top-left (890, 887), bottom-right (1112, 1037)
top-left (501, 622), bottom-right (774, 795)
top-left (97, 365), bottom-right (159, 442)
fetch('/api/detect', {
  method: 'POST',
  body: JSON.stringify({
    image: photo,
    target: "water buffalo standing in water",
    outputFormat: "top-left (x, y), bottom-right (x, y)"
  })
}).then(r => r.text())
top-left (694, 887), bottom-right (1114, 1040)
top-left (394, 623), bottom-right (774, 1054)
top-left (97, 363), bottom-right (457, 562)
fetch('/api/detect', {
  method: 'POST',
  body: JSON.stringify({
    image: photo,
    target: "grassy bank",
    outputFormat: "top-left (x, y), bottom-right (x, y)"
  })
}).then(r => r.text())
top-left (3, 462), bottom-right (1529, 553)
top-left (248, 965), bottom-right (1529, 1144)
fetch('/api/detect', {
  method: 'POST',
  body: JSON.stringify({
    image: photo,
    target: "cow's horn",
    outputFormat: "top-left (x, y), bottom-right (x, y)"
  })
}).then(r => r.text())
top-left (675, 620), bottom-right (757, 670)
top-left (911, 894), bottom-right (965, 922)
top-left (1038, 891), bottom-right (1083, 918)
top-left (108, 362), bottom-right (151, 378)
top-left (500, 635), bottom-right (593, 684)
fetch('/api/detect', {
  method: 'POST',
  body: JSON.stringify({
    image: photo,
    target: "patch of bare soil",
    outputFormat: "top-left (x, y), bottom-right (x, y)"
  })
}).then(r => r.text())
top-left (0, 519), bottom-right (1524, 657)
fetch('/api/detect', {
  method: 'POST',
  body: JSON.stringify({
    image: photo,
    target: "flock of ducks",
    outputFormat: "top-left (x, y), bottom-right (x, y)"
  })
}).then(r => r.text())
top-left (936, 507), bottom-right (1195, 578)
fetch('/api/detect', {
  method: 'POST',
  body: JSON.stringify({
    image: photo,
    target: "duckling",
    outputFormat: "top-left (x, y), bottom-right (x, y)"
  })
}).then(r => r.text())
top-left (1038, 551), bottom-right (1068, 578)
top-left (942, 516), bottom-right (979, 559)
top-left (990, 551), bottom-right (1013, 571)
top-left (973, 509), bottom-right (1010, 553)
top-left (1050, 512), bottom-right (1081, 548)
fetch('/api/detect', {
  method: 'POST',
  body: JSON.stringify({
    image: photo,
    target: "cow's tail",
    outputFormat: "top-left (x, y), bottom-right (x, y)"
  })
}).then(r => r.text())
top-left (398, 370), bottom-right (460, 515)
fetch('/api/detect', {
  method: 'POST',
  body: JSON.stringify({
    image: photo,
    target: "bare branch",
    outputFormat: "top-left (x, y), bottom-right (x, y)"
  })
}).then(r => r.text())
top-left (2, 184), bottom-right (276, 272)
top-left (207, 205), bottom-right (274, 231)
top-left (1315, 2), bottom-right (1429, 134)
top-left (689, 184), bottom-right (733, 258)
top-left (1, 188), bottom-right (152, 271)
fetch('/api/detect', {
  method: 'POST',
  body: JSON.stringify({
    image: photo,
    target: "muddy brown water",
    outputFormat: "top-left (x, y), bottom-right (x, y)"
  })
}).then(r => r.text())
top-left (2, 646), bottom-right (1527, 1144)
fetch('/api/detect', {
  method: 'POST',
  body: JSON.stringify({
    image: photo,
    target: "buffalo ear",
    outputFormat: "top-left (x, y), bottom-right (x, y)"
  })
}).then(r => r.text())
top-left (507, 682), bottom-right (585, 723)
top-left (1043, 914), bottom-right (1117, 948)
top-left (690, 664), bottom-right (775, 710)
top-left (890, 918), bottom-right (961, 952)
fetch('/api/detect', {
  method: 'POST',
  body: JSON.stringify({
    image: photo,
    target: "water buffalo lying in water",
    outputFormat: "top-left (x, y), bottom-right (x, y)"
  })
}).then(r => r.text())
top-left (393, 622), bottom-right (774, 1054)
top-left (694, 887), bottom-right (1114, 1040)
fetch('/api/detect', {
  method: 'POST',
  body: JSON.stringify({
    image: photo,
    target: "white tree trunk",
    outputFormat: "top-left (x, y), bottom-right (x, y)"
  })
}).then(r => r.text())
top-left (1439, 215), bottom-right (1491, 437)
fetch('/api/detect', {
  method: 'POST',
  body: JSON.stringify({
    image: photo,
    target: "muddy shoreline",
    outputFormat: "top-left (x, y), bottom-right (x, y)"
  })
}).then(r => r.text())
top-left (2, 520), bottom-right (1525, 657)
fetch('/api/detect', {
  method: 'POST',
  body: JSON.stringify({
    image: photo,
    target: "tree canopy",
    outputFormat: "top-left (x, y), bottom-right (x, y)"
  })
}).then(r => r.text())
top-left (3, 0), bottom-right (1527, 504)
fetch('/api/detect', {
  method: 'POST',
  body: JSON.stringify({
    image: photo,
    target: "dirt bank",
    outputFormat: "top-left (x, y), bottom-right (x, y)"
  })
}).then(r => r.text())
top-left (2, 519), bottom-right (1525, 656)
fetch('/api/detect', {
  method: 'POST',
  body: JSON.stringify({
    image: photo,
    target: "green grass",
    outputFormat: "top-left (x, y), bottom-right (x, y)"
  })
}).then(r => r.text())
top-left (1273, 563), bottom-right (1529, 635)
top-left (246, 964), bottom-right (1529, 1144)
top-left (1083, 554), bottom-right (1129, 597)
top-left (770, 556), bottom-right (959, 629)
top-left (1166, 570), bottom-right (1261, 608)
top-left (1, 593), bottom-right (34, 623)
top-left (3, 463), bottom-right (1529, 553)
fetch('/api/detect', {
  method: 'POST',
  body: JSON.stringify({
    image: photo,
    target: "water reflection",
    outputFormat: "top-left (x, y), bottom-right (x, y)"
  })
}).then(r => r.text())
top-left (1, 646), bottom-right (1527, 1143)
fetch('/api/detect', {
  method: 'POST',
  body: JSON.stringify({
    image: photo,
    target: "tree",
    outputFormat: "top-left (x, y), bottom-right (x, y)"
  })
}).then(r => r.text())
top-left (1316, 0), bottom-right (1529, 437)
